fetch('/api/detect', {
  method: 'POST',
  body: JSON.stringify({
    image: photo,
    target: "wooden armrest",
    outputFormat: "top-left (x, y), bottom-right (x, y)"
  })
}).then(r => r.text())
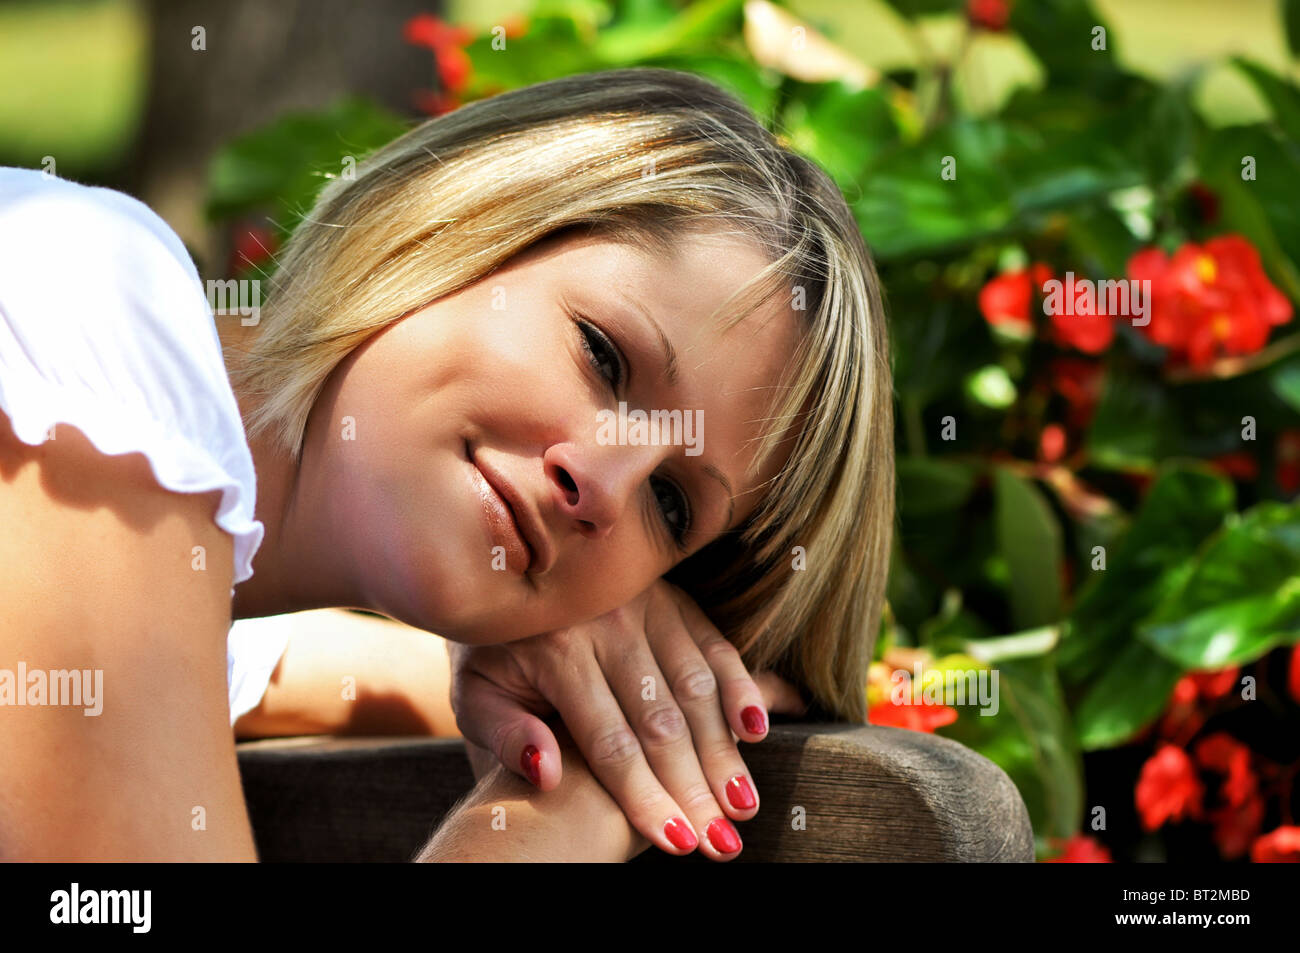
top-left (236, 723), bottom-right (1033, 862)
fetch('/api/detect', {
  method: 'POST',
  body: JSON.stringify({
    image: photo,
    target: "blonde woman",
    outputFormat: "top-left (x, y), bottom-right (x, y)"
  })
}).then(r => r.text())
top-left (0, 68), bottom-right (892, 862)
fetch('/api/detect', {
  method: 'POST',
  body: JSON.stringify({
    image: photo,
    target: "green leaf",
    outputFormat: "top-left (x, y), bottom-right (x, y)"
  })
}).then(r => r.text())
top-left (938, 653), bottom-right (1083, 842)
top-left (461, 15), bottom-right (598, 90)
top-left (1137, 501), bottom-right (1300, 668)
top-left (782, 82), bottom-right (898, 192)
top-left (1072, 640), bottom-right (1182, 750)
top-left (1085, 371), bottom-right (1182, 469)
top-left (854, 110), bottom-right (1144, 260)
top-left (876, 0), bottom-right (962, 17)
top-left (897, 456), bottom-right (980, 517)
top-left (592, 0), bottom-right (743, 63)
top-left (1287, 0), bottom-right (1300, 57)
top-left (1059, 464), bottom-right (1234, 684)
top-left (1272, 357), bottom-right (1300, 414)
top-left (1008, 0), bottom-right (1130, 96)
top-left (1234, 58), bottom-right (1300, 144)
top-left (205, 98), bottom-right (408, 233)
top-left (994, 467), bottom-right (1063, 629)
top-left (1198, 124), bottom-right (1300, 303)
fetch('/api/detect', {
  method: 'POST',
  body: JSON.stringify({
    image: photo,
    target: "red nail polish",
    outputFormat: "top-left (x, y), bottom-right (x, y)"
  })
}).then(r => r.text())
top-left (726, 775), bottom-right (756, 810)
top-left (707, 818), bottom-right (742, 854)
top-left (741, 706), bottom-right (767, 735)
top-left (521, 745), bottom-right (542, 786)
top-left (663, 817), bottom-right (698, 852)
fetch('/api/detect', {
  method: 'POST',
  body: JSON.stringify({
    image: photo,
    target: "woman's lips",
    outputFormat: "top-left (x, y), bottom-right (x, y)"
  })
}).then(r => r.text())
top-left (468, 449), bottom-right (533, 574)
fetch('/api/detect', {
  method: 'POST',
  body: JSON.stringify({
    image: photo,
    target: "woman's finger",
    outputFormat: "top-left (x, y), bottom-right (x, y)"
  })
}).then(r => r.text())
top-left (669, 588), bottom-right (771, 743)
top-left (533, 625), bottom-right (705, 858)
top-left (593, 610), bottom-right (746, 860)
top-left (451, 667), bottom-right (562, 790)
top-left (643, 604), bottom-right (759, 840)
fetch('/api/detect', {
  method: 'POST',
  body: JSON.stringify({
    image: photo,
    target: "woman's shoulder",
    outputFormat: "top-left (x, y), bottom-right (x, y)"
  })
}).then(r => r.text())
top-left (0, 166), bottom-right (264, 588)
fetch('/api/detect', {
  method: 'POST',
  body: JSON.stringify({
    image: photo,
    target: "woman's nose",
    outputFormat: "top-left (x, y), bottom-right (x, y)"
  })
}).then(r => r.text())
top-left (544, 441), bottom-right (667, 540)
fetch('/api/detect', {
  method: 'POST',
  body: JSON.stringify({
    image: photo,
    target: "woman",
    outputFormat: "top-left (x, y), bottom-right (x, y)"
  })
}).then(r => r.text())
top-left (0, 68), bottom-right (893, 861)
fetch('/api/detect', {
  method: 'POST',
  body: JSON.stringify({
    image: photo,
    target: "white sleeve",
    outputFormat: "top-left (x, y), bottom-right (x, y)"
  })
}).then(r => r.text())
top-left (227, 617), bottom-right (294, 727)
top-left (0, 167), bottom-right (263, 588)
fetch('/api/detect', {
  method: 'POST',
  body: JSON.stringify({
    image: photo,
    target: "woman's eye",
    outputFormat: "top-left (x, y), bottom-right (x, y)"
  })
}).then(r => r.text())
top-left (651, 475), bottom-right (691, 547)
top-left (577, 319), bottom-right (624, 391)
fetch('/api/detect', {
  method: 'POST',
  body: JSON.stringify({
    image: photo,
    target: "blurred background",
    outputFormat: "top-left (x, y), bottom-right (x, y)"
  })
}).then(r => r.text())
top-left (3, 0), bottom-right (1298, 863)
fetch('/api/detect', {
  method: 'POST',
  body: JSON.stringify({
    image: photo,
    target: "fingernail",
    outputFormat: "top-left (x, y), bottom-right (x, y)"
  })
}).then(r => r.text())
top-left (663, 817), bottom-right (698, 852)
top-left (726, 775), bottom-right (756, 811)
top-left (521, 745), bottom-right (542, 786)
top-left (706, 818), bottom-right (742, 854)
top-left (741, 705), bottom-right (768, 735)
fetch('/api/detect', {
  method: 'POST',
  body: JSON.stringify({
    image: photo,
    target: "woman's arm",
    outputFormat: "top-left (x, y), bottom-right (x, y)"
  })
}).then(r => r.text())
top-left (417, 722), bottom-right (651, 862)
top-left (233, 609), bottom-right (460, 738)
top-left (0, 418), bottom-right (256, 860)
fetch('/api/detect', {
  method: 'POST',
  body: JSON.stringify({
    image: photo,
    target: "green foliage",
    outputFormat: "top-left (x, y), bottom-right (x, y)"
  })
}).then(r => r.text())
top-left (206, 98), bottom-right (409, 240)
top-left (204, 0), bottom-right (1300, 852)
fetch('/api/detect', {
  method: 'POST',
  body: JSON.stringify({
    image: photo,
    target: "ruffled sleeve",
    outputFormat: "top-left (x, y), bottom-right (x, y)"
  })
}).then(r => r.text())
top-left (0, 167), bottom-right (263, 588)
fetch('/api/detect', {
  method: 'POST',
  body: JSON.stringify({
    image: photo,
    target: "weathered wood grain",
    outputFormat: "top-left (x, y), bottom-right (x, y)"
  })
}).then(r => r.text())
top-left (236, 724), bottom-right (1033, 862)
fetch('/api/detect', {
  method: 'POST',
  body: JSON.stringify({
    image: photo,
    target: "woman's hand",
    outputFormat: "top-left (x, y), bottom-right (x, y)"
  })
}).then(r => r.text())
top-left (447, 578), bottom-right (800, 860)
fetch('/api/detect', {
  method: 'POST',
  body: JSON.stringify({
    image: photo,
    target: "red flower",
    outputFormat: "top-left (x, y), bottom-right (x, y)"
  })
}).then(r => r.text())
top-left (1209, 794), bottom-right (1264, 860)
top-left (978, 262), bottom-right (1051, 336)
top-left (1209, 452), bottom-right (1259, 483)
top-left (979, 270), bottom-right (1033, 334)
top-left (1157, 675), bottom-right (1205, 741)
top-left (1039, 423), bottom-right (1067, 464)
top-left (1193, 732), bottom-right (1256, 808)
top-left (1126, 235), bottom-right (1293, 369)
top-left (227, 224), bottom-right (277, 276)
top-left (1135, 744), bottom-right (1204, 831)
top-left (1048, 280), bottom-right (1116, 355)
top-left (967, 0), bottom-right (1012, 31)
top-left (403, 13), bottom-right (475, 103)
top-left (1251, 825), bottom-right (1300, 862)
top-left (868, 699), bottom-right (958, 733)
top-left (1187, 665), bottom-right (1241, 701)
top-left (403, 13), bottom-right (473, 51)
top-left (1048, 357), bottom-right (1104, 430)
top-left (1277, 430), bottom-right (1300, 495)
top-left (1043, 834), bottom-right (1112, 863)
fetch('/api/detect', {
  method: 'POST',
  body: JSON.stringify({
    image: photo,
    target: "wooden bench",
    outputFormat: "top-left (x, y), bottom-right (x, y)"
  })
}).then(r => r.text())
top-left (237, 721), bottom-right (1034, 861)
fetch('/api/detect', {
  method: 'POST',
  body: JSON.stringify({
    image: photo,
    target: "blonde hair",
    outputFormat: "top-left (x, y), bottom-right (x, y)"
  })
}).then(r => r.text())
top-left (227, 67), bottom-right (894, 723)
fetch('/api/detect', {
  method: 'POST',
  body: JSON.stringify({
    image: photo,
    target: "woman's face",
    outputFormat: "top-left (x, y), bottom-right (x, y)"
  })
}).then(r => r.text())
top-left (303, 225), bottom-right (803, 643)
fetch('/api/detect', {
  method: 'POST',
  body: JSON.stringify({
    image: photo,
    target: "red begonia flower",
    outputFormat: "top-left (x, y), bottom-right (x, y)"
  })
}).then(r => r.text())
top-left (1043, 833), bottom-right (1112, 863)
top-left (1135, 744), bottom-right (1204, 831)
top-left (1126, 235), bottom-right (1293, 369)
top-left (1251, 825), bottom-right (1300, 863)
top-left (867, 699), bottom-right (958, 733)
top-left (967, 0), bottom-right (1012, 31)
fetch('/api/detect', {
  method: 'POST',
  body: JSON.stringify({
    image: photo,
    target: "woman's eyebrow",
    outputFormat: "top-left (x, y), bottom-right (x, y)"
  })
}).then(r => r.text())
top-left (611, 288), bottom-right (735, 531)
top-left (614, 291), bottom-right (678, 386)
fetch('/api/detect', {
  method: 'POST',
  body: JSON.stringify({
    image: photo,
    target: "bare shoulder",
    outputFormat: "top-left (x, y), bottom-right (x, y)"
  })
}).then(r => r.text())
top-left (0, 411), bottom-right (254, 860)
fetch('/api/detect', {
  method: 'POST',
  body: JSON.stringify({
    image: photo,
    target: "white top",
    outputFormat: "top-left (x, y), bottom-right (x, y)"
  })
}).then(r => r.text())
top-left (0, 167), bottom-right (287, 725)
